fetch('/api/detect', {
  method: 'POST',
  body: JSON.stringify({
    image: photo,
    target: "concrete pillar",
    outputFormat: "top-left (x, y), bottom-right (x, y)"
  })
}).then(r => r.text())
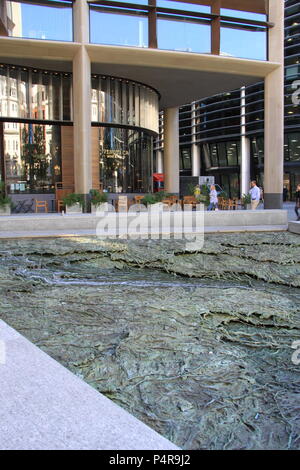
top-left (191, 103), bottom-right (200, 177)
top-left (240, 87), bottom-right (251, 196)
top-left (264, 0), bottom-right (284, 209)
top-left (163, 107), bottom-right (179, 194)
top-left (72, 0), bottom-right (92, 207)
top-left (73, 0), bottom-right (90, 43)
top-left (73, 47), bottom-right (92, 196)
top-left (156, 150), bottom-right (163, 173)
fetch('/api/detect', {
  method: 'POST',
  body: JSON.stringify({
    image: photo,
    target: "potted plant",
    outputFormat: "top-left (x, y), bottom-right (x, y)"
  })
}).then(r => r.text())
top-left (142, 192), bottom-right (168, 211)
top-left (62, 193), bottom-right (84, 214)
top-left (89, 189), bottom-right (108, 213)
top-left (241, 193), bottom-right (252, 210)
top-left (0, 182), bottom-right (11, 216)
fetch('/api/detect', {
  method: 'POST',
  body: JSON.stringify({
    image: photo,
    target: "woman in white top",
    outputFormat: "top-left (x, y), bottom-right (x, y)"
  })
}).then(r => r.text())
top-left (207, 185), bottom-right (218, 211)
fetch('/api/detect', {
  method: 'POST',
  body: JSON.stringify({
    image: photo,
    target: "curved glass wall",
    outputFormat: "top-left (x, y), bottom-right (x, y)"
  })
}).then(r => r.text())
top-left (0, 64), bottom-right (159, 132)
top-left (97, 126), bottom-right (153, 193)
top-left (0, 64), bottom-right (72, 121)
top-left (91, 75), bottom-right (159, 133)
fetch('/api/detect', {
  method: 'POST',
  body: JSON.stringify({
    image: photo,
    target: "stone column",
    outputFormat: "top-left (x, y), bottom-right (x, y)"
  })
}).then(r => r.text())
top-left (163, 107), bottom-right (179, 194)
top-left (264, 0), bottom-right (284, 209)
top-left (72, 0), bottom-right (92, 209)
top-left (240, 87), bottom-right (251, 197)
top-left (191, 102), bottom-right (200, 177)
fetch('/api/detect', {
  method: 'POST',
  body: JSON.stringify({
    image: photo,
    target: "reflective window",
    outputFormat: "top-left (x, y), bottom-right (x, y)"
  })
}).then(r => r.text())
top-left (91, 76), bottom-right (159, 133)
top-left (0, 64), bottom-right (72, 121)
top-left (98, 127), bottom-right (153, 193)
top-left (9, 1), bottom-right (73, 41)
top-left (157, 19), bottom-right (210, 53)
top-left (1, 122), bottom-right (62, 194)
top-left (221, 27), bottom-right (267, 60)
top-left (157, 1), bottom-right (210, 14)
top-left (90, 11), bottom-right (148, 47)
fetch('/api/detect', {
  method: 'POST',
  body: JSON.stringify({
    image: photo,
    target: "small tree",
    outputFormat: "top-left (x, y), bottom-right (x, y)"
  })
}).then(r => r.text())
top-left (21, 125), bottom-right (49, 190)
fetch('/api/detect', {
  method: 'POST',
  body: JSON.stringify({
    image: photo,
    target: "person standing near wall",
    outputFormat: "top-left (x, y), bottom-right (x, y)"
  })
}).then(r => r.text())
top-left (249, 181), bottom-right (261, 210)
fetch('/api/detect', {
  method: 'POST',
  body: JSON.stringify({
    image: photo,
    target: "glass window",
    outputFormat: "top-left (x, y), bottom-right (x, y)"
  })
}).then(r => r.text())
top-left (221, 9), bottom-right (267, 22)
top-left (9, 1), bottom-right (73, 41)
top-left (98, 127), bottom-right (153, 193)
top-left (221, 27), bottom-right (266, 60)
top-left (157, 1), bottom-right (210, 14)
top-left (218, 142), bottom-right (227, 166)
top-left (157, 19), bottom-right (210, 53)
top-left (210, 143), bottom-right (218, 167)
top-left (90, 11), bottom-right (148, 47)
top-left (0, 65), bottom-right (71, 122)
top-left (91, 75), bottom-right (159, 133)
top-left (288, 133), bottom-right (300, 161)
top-left (229, 173), bottom-right (240, 198)
top-left (1, 122), bottom-right (61, 194)
top-left (180, 148), bottom-right (191, 170)
top-left (226, 142), bottom-right (238, 166)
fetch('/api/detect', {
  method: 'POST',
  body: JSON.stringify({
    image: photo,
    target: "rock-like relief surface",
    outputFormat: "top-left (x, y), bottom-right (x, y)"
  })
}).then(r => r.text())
top-left (0, 232), bottom-right (299, 450)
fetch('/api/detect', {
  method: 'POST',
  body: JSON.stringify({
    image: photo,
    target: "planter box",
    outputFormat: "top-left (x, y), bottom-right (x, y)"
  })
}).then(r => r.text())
top-left (91, 202), bottom-right (111, 214)
top-left (148, 202), bottom-right (165, 212)
top-left (0, 204), bottom-right (11, 216)
top-left (65, 203), bottom-right (82, 214)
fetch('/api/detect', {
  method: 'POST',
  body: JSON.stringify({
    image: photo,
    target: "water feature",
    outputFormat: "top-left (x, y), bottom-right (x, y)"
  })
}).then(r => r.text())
top-left (0, 232), bottom-right (299, 449)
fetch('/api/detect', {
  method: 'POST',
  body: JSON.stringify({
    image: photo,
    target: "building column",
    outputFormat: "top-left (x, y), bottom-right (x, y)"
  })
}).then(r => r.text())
top-left (163, 107), bottom-right (179, 194)
top-left (191, 103), bottom-right (200, 177)
top-left (264, 0), bottom-right (284, 209)
top-left (240, 87), bottom-right (251, 196)
top-left (156, 150), bottom-right (163, 173)
top-left (72, 0), bottom-right (92, 207)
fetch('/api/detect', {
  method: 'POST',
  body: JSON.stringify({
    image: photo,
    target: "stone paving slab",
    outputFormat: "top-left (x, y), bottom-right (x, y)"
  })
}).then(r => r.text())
top-left (0, 320), bottom-right (179, 450)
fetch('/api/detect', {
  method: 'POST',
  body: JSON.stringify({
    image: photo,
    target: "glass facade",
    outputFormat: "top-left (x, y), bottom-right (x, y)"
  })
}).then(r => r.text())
top-left (153, 1), bottom-right (297, 199)
top-left (91, 75), bottom-right (159, 133)
top-left (0, 63), bottom-right (158, 196)
top-left (90, 11), bottom-right (149, 47)
top-left (8, 1), bottom-right (73, 41)
top-left (1, 122), bottom-right (62, 193)
top-left (89, 1), bottom-right (269, 60)
top-left (157, 19), bottom-right (210, 53)
top-left (98, 127), bottom-right (153, 193)
top-left (0, 64), bottom-right (72, 121)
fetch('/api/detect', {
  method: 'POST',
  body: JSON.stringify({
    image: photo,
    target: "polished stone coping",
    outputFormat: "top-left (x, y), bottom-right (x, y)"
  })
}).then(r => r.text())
top-left (0, 320), bottom-right (179, 450)
top-left (288, 221), bottom-right (300, 235)
top-left (0, 210), bottom-right (288, 239)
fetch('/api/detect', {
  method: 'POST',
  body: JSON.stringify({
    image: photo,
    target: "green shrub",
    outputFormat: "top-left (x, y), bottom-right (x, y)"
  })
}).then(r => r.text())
top-left (153, 191), bottom-right (168, 202)
top-left (62, 193), bottom-right (84, 208)
top-left (187, 183), bottom-right (196, 196)
top-left (241, 193), bottom-right (251, 206)
top-left (142, 194), bottom-right (157, 205)
top-left (0, 182), bottom-right (11, 208)
top-left (89, 189), bottom-right (108, 207)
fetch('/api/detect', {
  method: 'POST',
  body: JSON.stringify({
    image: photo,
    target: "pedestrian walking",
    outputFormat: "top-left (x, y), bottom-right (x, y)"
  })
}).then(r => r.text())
top-left (207, 185), bottom-right (218, 211)
top-left (249, 181), bottom-right (261, 210)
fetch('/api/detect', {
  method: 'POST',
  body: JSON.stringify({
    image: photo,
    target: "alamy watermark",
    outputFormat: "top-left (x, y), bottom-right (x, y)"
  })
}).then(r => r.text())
top-left (94, 201), bottom-right (205, 248)
top-left (291, 340), bottom-right (300, 365)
